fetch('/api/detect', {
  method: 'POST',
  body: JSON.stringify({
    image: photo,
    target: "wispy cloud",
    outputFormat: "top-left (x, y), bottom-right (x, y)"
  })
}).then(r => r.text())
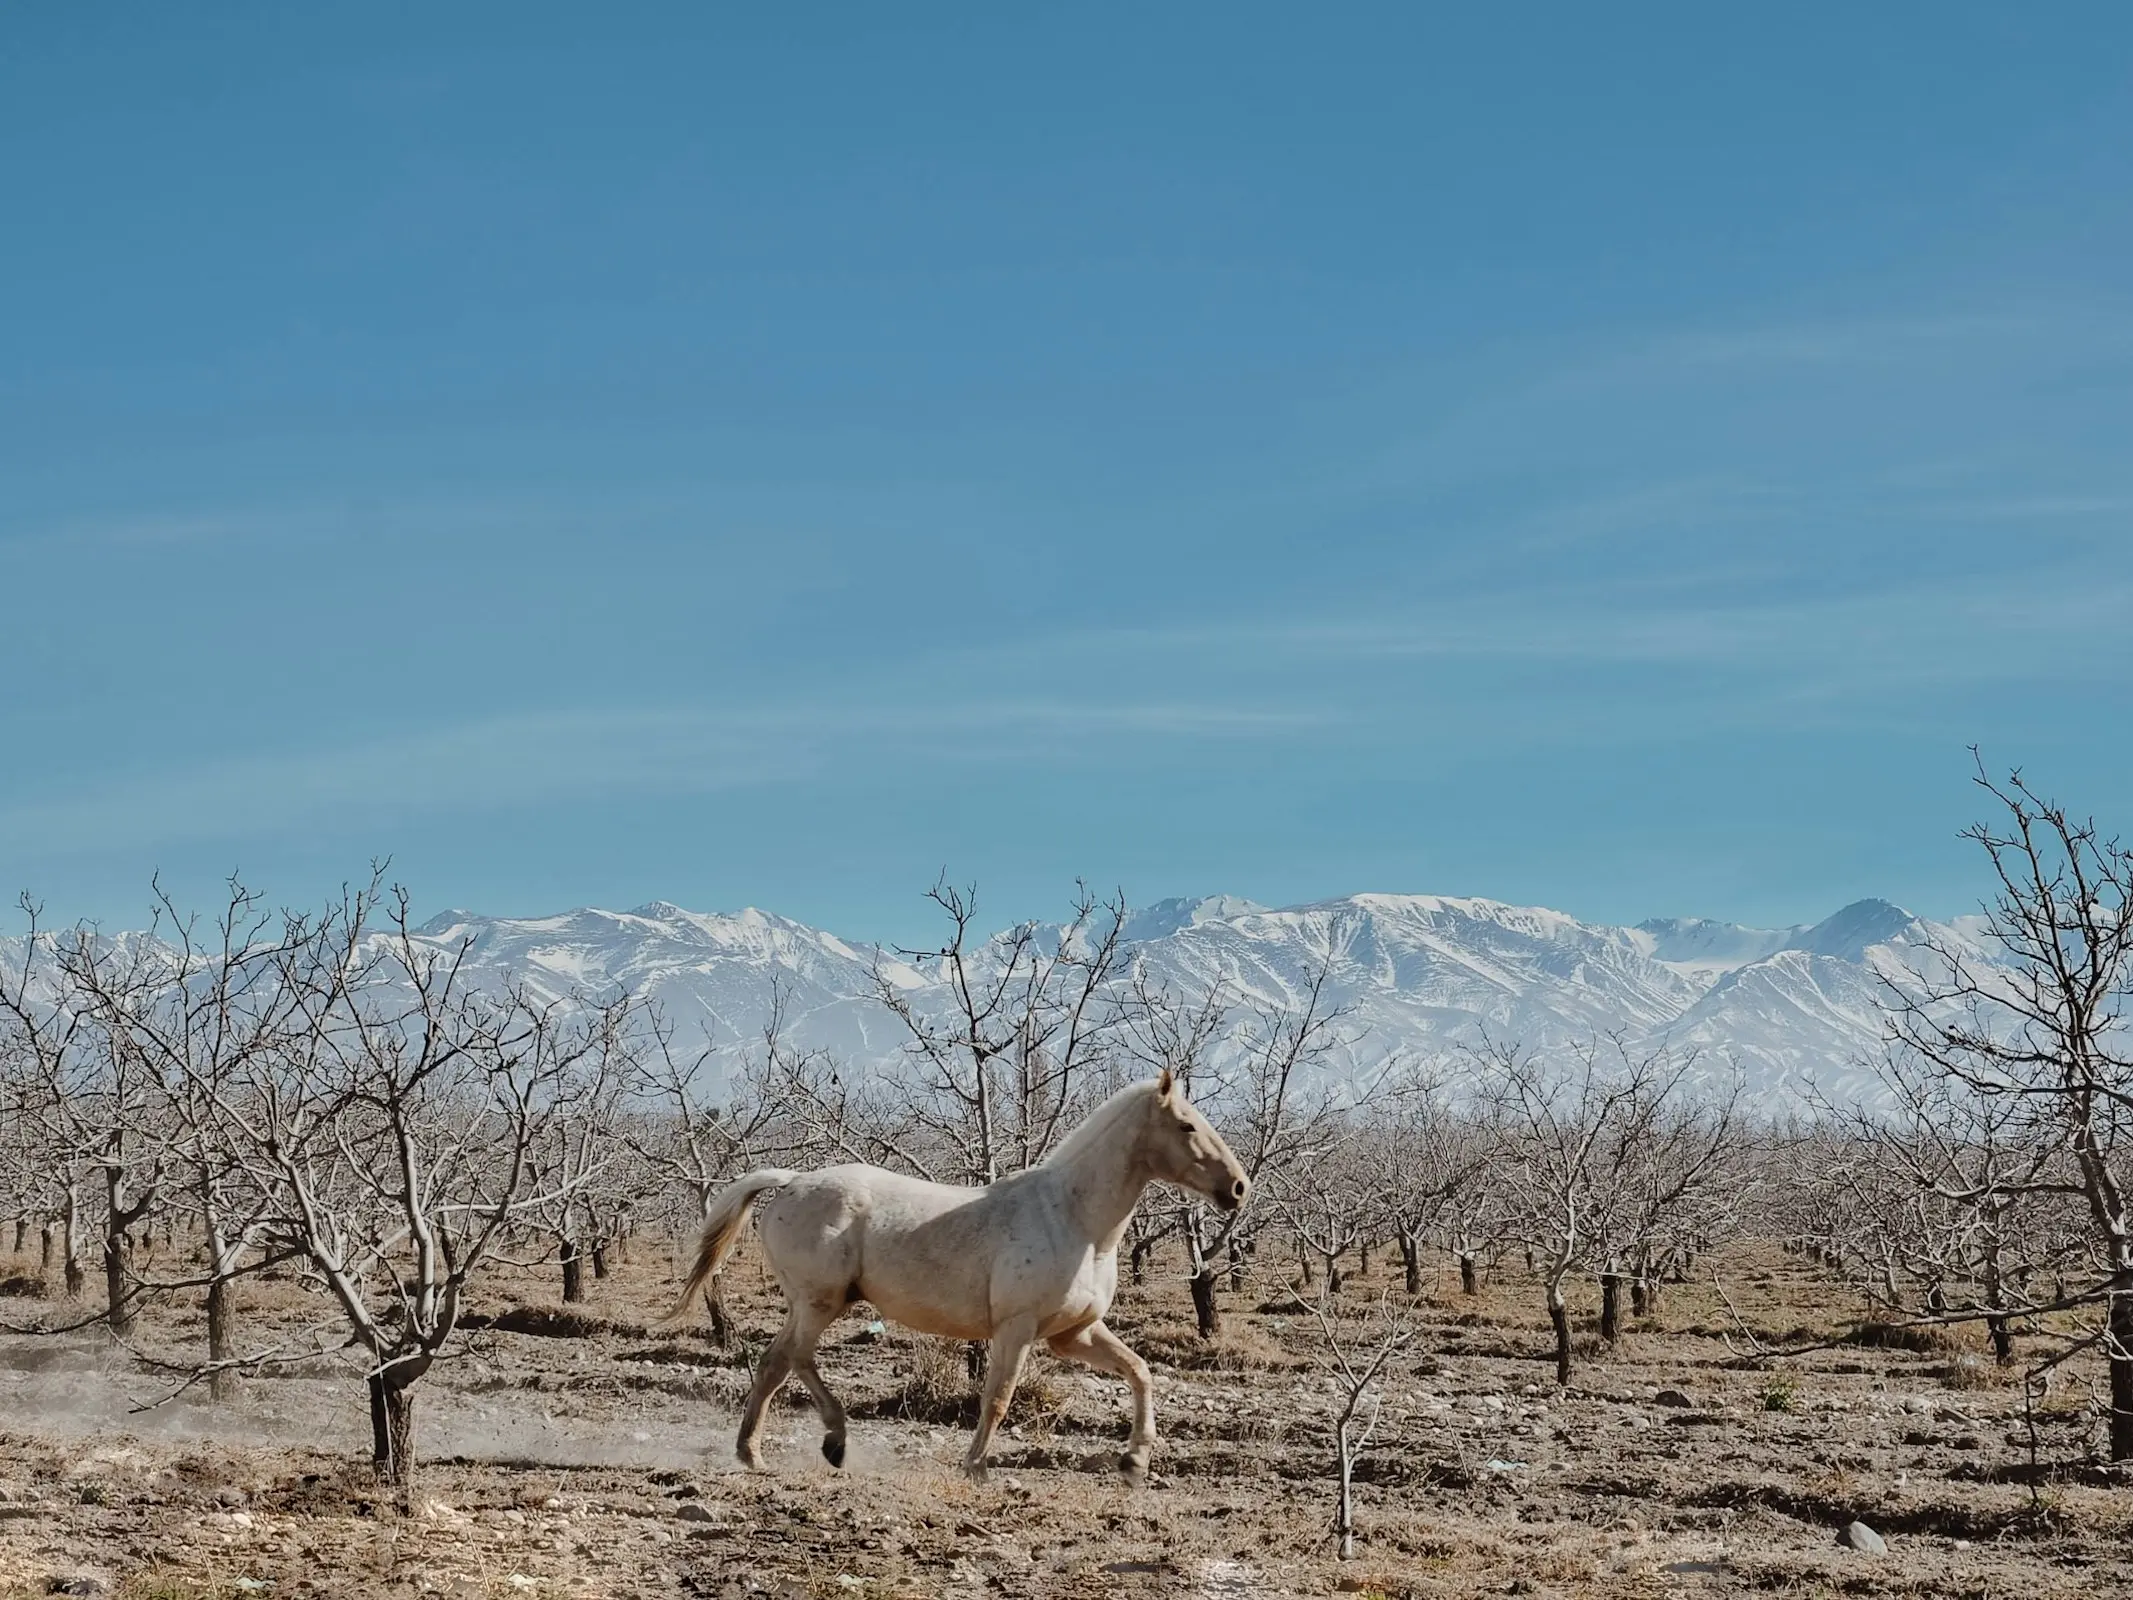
top-left (0, 696), bottom-right (1325, 855)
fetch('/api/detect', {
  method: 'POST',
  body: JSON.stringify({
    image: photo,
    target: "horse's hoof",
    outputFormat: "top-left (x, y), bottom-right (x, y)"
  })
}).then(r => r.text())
top-left (962, 1461), bottom-right (990, 1484)
top-left (1118, 1452), bottom-right (1149, 1485)
top-left (822, 1435), bottom-right (846, 1469)
top-left (736, 1444), bottom-right (763, 1471)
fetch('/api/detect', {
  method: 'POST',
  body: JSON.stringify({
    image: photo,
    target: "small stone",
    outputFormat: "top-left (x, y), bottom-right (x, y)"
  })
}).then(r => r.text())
top-left (1653, 1388), bottom-right (1694, 1408)
top-left (1840, 1521), bottom-right (1887, 1556)
top-left (47, 1579), bottom-right (108, 1597)
top-left (675, 1503), bottom-right (718, 1524)
top-left (216, 1488), bottom-right (247, 1508)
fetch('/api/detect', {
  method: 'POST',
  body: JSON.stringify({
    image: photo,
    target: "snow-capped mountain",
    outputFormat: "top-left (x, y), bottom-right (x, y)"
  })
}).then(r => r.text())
top-left (398, 892), bottom-right (1993, 1108)
top-left (2, 891), bottom-right (2001, 1109)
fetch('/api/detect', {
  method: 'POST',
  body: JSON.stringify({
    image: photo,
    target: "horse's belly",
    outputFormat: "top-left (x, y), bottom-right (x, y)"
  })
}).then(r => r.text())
top-left (860, 1277), bottom-right (994, 1343)
top-left (851, 1201), bottom-right (1001, 1340)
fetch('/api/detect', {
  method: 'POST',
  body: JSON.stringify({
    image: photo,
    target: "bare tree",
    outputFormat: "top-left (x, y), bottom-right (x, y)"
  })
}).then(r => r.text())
top-left (1484, 1035), bottom-right (1714, 1385)
top-left (1884, 762), bottom-right (2133, 1455)
top-left (871, 877), bottom-right (1129, 1185)
top-left (1129, 957), bottom-right (1347, 1337)
top-left (0, 899), bottom-right (172, 1335)
top-left (1367, 1065), bottom-right (1491, 1296)
top-left (193, 882), bottom-right (644, 1492)
top-left (1302, 1286), bottom-right (1422, 1561)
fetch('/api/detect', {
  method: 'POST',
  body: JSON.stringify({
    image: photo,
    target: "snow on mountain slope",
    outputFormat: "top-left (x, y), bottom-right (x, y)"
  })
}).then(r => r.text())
top-left (4, 893), bottom-right (2009, 1109)
top-left (402, 891), bottom-right (2003, 1107)
top-left (411, 901), bottom-right (929, 1068)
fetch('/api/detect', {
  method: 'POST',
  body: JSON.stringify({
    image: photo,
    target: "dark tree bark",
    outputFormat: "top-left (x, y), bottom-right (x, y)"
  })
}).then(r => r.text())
top-left (2113, 1290), bottom-right (2133, 1462)
top-left (369, 1374), bottom-right (418, 1489)
top-left (206, 1276), bottom-right (239, 1402)
top-left (1548, 1283), bottom-right (1573, 1386)
top-left (1988, 1314), bottom-right (2013, 1365)
top-left (560, 1239), bottom-right (584, 1304)
top-left (1129, 1236), bottom-right (1150, 1286)
top-left (590, 1241), bottom-right (609, 1280)
top-left (1459, 1252), bottom-right (1479, 1296)
top-left (1189, 1264), bottom-right (1222, 1339)
top-left (1599, 1272), bottom-right (1622, 1344)
top-left (1400, 1234), bottom-right (1422, 1297)
top-left (1228, 1238), bottom-right (1246, 1295)
top-left (1630, 1278), bottom-right (1650, 1318)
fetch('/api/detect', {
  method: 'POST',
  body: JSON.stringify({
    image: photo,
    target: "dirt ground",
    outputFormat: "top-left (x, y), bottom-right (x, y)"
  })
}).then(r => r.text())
top-left (1, 1236), bottom-right (2129, 1600)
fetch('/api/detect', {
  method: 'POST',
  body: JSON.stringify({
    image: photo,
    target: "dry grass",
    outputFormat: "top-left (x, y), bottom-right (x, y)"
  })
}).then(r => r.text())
top-left (1843, 1314), bottom-right (1963, 1353)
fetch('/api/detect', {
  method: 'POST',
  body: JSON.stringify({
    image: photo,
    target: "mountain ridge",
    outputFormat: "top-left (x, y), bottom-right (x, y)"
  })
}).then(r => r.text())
top-left (2, 890), bottom-right (1994, 1109)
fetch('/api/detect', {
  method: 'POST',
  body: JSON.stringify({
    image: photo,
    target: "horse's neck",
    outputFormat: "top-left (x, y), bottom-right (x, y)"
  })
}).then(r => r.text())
top-left (1048, 1107), bottom-right (1152, 1256)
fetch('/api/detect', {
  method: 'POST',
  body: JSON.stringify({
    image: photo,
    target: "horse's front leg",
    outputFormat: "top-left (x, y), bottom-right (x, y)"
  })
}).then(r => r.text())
top-left (1049, 1320), bottom-right (1157, 1482)
top-left (963, 1316), bottom-right (1036, 1480)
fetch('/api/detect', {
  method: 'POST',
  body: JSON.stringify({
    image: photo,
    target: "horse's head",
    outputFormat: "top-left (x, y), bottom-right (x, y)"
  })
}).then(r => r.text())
top-left (1141, 1069), bottom-right (1250, 1211)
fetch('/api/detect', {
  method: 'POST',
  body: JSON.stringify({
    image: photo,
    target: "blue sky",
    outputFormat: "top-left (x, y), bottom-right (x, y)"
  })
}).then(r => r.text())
top-left (3, 5), bottom-right (2130, 942)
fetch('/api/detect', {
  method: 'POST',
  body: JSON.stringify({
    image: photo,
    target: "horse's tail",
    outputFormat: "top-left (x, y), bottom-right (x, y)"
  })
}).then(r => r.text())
top-left (659, 1169), bottom-right (796, 1326)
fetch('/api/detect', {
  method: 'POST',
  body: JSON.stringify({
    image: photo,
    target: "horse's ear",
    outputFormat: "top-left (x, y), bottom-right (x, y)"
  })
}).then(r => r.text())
top-left (1155, 1067), bottom-right (1175, 1101)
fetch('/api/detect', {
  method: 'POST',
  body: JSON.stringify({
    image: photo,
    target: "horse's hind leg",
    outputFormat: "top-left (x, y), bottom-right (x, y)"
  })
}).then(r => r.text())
top-left (739, 1301), bottom-right (844, 1471)
top-left (736, 1313), bottom-right (800, 1469)
top-left (783, 1293), bottom-right (849, 1467)
top-left (1049, 1320), bottom-right (1157, 1482)
top-left (794, 1335), bottom-right (849, 1468)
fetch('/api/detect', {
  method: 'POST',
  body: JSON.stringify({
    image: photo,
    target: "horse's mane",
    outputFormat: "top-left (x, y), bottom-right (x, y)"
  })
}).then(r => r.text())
top-left (1041, 1080), bottom-right (1158, 1168)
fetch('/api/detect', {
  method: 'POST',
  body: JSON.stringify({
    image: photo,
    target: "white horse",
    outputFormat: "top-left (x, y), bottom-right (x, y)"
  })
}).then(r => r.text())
top-left (665, 1069), bottom-right (1249, 1479)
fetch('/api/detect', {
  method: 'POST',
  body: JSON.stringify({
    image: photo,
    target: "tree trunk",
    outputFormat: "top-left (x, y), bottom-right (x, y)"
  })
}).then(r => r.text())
top-left (1324, 1256), bottom-right (1343, 1294)
top-left (62, 1190), bottom-right (85, 1299)
top-left (1988, 1314), bottom-right (2013, 1366)
top-left (11, 1216), bottom-right (23, 1255)
top-left (1631, 1278), bottom-right (1650, 1318)
top-left (103, 1236), bottom-right (132, 1339)
top-left (1599, 1272), bottom-right (1622, 1344)
top-left (40, 1220), bottom-right (55, 1270)
top-left (1400, 1234), bottom-right (1422, 1297)
top-left (1548, 1282), bottom-right (1573, 1387)
top-left (1459, 1252), bottom-right (1478, 1296)
top-left (560, 1239), bottom-right (584, 1304)
top-left (207, 1275), bottom-right (240, 1402)
top-left (707, 1283), bottom-right (732, 1349)
top-left (590, 1240), bottom-right (609, 1280)
top-left (1228, 1237), bottom-right (1246, 1295)
top-left (1358, 1242), bottom-right (1371, 1278)
top-left (1189, 1264), bottom-right (1222, 1339)
top-left (2111, 1289), bottom-right (2133, 1463)
top-left (369, 1374), bottom-right (418, 1489)
top-left (1335, 1419), bottom-right (1357, 1561)
top-left (1129, 1236), bottom-right (1149, 1286)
